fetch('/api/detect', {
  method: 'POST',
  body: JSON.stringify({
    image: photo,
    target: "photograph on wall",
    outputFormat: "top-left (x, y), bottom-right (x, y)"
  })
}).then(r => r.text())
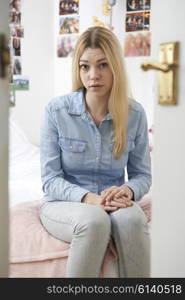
top-left (59, 16), bottom-right (79, 34)
top-left (11, 37), bottom-right (21, 56)
top-left (16, 26), bottom-right (24, 38)
top-left (124, 31), bottom-right (151, 57)
top-left (59, 0), bottom-right (80, 16)
top-left (57, 35), bottom-right (78, 57)
top-left (126, 0), bottom-right (151, 12)
top-left (126, 11), bottom-right (150, 32)
top-left (10, 25), bottom-right (24, 38)
top-left (10, 25), bottom-right (17, 37)
top-left (10, 10), bottom-right (21, 25)
top-left (12, 75), bottom-right (29, 91)
top-left (10, 0), bottom-right (21, 12)
top-left (13, 56), bottom-right (22, 75)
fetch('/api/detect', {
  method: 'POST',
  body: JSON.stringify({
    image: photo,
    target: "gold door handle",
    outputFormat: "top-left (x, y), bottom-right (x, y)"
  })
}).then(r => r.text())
top-left (141, 61), bottom-right (178, 73)
top-left (0, 34), bottom-right (10, 78)
top-left (140, 42), bottom-right (179, 105)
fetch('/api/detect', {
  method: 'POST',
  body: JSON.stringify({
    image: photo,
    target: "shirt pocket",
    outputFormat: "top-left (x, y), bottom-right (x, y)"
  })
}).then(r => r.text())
top-left (59, 137), bottom-right (87, 168)
top-left (109, 139), bottom-right (135, 170)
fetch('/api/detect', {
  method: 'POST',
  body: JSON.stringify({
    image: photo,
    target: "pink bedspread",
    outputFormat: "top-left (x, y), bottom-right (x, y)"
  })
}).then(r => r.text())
top-left (9, 195), bottom-right (151, 278)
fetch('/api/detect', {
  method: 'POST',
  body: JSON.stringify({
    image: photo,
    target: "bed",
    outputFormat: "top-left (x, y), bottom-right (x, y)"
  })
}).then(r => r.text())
top-left (8, 115), bottom-right (152, 278)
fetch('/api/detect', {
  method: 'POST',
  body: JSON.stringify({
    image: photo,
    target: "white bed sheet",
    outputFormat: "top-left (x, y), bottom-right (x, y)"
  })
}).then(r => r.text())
top-left (9, 116), bottom-right (43, 207)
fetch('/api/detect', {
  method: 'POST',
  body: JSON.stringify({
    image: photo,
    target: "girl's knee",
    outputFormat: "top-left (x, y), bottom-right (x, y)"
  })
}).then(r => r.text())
top-left (78, 205), bottom-right (111, 236)
top-left (111, 203), bottom-right (147, 228)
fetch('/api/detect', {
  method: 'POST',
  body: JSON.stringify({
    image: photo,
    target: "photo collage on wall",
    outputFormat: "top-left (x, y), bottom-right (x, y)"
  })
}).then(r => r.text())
top-left (57, 0), bottom-right (80, 58)
top-left (124, 0), bottom-right (151, 57)
top-left (9, 0), bottom-right (29, 107)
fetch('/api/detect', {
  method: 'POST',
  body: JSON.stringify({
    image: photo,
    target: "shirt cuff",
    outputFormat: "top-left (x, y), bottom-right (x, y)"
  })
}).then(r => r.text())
top-left (123, 182), bottom-right (139, 202)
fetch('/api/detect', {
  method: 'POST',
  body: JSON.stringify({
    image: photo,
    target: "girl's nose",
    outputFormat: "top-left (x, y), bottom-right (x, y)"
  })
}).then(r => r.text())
top-left (89, 66), bottom-right (100, 80)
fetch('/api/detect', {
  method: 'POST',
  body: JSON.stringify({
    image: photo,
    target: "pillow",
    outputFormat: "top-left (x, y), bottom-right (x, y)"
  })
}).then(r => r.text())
top-left (8, 114), bottom-right (43, 206)
top-left (9, 113), bottom-right (38, 160)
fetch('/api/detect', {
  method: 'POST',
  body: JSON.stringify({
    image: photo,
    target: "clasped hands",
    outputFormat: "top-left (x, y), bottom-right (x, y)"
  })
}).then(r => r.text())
top-left (82, 185), bottom-right (134, 211)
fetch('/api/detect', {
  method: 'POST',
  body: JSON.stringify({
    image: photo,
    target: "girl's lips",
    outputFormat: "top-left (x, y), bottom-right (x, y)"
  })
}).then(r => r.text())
top-left (89, 85), bottom-right (103, 88)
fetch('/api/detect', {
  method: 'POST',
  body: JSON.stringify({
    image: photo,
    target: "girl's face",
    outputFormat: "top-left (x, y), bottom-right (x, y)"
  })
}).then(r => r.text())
top-left (79, 47), bottom-right (113, 99)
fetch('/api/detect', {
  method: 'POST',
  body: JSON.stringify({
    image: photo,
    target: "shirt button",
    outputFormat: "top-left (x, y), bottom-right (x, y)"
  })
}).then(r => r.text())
top-left (96, 157), bottom-right (99, 160)
top-left (70, 146), bottom-right (73, 149)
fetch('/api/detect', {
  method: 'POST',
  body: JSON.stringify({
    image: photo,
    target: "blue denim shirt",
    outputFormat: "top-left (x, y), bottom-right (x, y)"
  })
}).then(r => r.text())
top-left (40, 88), bottom-right (151, 202)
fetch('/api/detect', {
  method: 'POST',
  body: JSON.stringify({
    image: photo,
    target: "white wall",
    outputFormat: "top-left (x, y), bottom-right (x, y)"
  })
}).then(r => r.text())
top-left (11, 0), bottom-right (55, 146)
top-left (151, 0), bottom-right (185, 277)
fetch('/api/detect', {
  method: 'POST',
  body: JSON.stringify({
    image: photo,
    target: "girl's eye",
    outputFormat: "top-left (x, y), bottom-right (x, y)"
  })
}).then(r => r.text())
top-left (99, 62), bottom-right (108, 69)
top-left (79, 64), bottom-right (89, 71)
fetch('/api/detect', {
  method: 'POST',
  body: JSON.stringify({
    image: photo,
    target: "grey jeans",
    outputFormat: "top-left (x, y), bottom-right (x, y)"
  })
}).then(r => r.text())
top-left (39, 201), bottom-right (150, 278)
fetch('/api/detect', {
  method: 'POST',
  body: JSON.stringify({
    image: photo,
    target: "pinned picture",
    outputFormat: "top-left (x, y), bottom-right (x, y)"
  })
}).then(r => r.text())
top-left (12, 75), bottom-right (29, 91)
top-left (13, 56), bottom-right (22, 75)
top-left (10, 0), bottom-right (21, 13)
top-left (10, 25), bottom-right (17, 37)
top-left (126, 0), bottom-right (151, 12)
top-left (10, 11), bottom-right (21, 25)
top-left (59, 0), bottom-right (80, 15)
top-left (11, 37), bottom-right (21, 56)
top-left (124, 32), bottom-right (151, 57)
top-left (59, 16), bottom-right (79, 34)
top-left (16, 26), bottom-right (24, 38)
top-left (125, 11), bottom-right (150, 32)
top-left (10, 25), bottom-right (24, 39)
top-left (57, 35), bottom-right (78, 57)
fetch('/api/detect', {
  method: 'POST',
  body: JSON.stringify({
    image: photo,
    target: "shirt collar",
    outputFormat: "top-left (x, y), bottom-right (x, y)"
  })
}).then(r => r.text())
top-left (67, 88), bottom-right (112, 120)
top-left (103, 113), bottom-right (112, 121)
top-left (67, 88), bottom-right (86, 115)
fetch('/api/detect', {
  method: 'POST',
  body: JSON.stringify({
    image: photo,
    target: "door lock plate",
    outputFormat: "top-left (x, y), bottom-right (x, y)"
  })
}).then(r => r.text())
top-left (158, 42), bottom-right (179, 105)
top-left (141, 41), bottom-right (179, 105)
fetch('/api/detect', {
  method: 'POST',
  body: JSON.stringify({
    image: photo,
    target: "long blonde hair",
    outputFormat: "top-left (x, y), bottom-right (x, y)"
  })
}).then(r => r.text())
top-left (72, 26), bottom-right (128, 159)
